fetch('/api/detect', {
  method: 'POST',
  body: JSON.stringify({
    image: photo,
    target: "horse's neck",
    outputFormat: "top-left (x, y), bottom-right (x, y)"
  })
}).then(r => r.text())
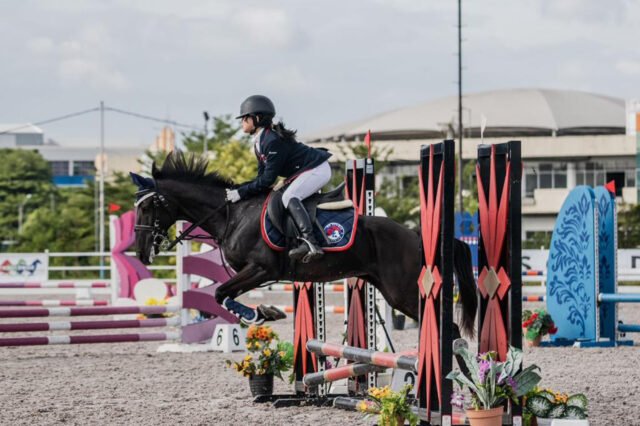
top-left (164, 182), bottom-right (228, 240)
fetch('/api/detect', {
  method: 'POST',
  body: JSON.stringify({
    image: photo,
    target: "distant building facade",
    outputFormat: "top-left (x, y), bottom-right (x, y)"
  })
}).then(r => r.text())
top-left (0, 124), bottom-right (148, 187)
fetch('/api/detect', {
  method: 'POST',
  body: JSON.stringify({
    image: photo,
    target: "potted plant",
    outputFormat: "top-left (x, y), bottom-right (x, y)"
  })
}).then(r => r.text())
top-left (525, 387), bottom-right (588, 425)
top-left (447, 345), bottom-right (542, 426)
top-left (522, 309), bottom-right (557, 346)
top-left (226, 325), bottom-right (293, 397)
top-left (356, 384), bottom-right (419, 426)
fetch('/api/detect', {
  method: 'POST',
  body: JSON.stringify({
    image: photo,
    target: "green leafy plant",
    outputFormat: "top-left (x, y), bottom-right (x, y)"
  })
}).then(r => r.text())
top-left (357, 384), bottom-right (419, 426)
top-left (226, 325), bottom-right (294, 380)
top-left (525, 387), bottom-right (588, 420)
top-left (447, 345), bottom-right (542, 410)
top-left (522, 309), bottom-right (557, 341)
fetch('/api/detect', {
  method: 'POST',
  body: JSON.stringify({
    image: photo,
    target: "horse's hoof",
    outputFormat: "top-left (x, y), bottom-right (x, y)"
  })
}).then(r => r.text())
top-left (257, 305), bottom-right (287, 321)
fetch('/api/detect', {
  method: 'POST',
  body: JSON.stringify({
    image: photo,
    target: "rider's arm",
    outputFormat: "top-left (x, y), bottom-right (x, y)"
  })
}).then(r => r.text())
top-left (237, 137), bottom-right (287, 198)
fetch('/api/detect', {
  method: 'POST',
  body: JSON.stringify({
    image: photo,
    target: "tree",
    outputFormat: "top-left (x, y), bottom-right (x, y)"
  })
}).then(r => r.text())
top-left (0, 149), bottom-right (55, 248)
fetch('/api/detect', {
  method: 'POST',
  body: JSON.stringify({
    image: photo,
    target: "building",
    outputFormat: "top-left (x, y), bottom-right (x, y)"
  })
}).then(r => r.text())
top-left (0, 124), bottom-right (151, 187)
top-left (305, 88), bottom-right (638, 240)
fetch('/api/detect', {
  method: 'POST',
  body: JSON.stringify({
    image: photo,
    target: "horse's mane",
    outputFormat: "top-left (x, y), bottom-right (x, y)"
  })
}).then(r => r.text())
top-left (152, 151), bottom-right (234, 188)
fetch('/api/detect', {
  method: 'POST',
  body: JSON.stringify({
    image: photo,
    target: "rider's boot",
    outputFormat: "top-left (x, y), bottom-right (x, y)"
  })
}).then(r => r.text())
top-left (286, 198), bottom-right (324, 263)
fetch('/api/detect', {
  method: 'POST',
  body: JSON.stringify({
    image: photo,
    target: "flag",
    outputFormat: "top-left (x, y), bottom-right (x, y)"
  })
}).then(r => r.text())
top-left (605, 180), bottom-right (616, 195)
top-left (364, 130), bottom-right (372, 158)
top-left (109, 203), bottom-right (122, 213)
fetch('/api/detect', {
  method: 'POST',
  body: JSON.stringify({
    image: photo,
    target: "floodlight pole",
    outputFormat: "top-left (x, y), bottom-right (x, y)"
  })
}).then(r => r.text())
top-left (458, 0), bottom-right (464, 213)
top-left (99, 101), bottom-right (105, 278)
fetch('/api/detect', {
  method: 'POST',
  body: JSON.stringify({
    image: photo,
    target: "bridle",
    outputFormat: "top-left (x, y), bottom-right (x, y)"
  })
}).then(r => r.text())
top-left (133, 188), bottom-right (231, 256)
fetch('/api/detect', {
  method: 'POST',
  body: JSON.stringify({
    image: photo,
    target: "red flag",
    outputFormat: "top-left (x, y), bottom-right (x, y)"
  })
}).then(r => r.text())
top-left (605, 180), bottom-right (616, 195)
top-left (108, 203), bottom-right (122, 213)
top-left (364, 130), bottom-right (372, 158)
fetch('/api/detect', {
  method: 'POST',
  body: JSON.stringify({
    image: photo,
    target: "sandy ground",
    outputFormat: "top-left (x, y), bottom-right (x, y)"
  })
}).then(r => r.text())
top-left (1, 294), bottom-right (639, 426)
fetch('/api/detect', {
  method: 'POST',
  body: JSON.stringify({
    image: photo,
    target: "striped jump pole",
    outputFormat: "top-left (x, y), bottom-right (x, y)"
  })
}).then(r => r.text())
top-left (0, 317), bottom-right (180, 333)
top-left (259, 283), bottom-right (344, 293)
top-left (0, 282), bottom-right (109, 289)
top-left (0, 300), bottom-right (109, 307)
top-left (302, 362), bottom-right (386, 387)
top-left (249, 305), bottom-right (345, 315)
top-left (0, 305), bottom-right (179, 319)
top-left (306, 340), bottom-right (418, 372)
top-left (522, 296), bottom-right (546, 302)
top-left (0, 331), bottom-right (180, 347)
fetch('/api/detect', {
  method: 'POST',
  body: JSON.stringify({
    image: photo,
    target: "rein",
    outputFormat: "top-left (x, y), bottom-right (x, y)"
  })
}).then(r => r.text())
top-left (134, 189), bottom-right (234, 278)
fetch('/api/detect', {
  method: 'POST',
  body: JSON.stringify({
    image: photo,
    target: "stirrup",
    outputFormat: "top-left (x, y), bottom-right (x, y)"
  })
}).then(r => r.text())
top-left (299, 238), bottom-right (323, 263)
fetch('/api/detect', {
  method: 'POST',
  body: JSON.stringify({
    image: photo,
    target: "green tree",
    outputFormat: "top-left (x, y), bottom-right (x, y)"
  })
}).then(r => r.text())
top-left (0, 149), bottom-right (55, 248)
top-left (183, 114), bottom-right (247, 153)
top-left (617, 202), bottom-right (640, 248)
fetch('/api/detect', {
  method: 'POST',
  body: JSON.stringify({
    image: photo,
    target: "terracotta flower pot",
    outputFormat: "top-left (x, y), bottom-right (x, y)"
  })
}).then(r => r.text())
top-left (465, 406), bottom-right (504, 426)
top-left (526, 335), bottom-right (542, 347)
top-left (248, 373), bottom-right (274, 397)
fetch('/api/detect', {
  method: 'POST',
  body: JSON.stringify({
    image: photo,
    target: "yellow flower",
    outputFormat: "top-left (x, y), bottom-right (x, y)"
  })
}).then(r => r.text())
top-left (357, 401), bottom-right (369, 412)
top-left (278, 351), bottom-right (285, 357)
top-left (263, 349), bottom-right (272, 357)
top-left (254, 342), bottom-right (262, 349)
top-left (244, 355), bottom-right (252, 361)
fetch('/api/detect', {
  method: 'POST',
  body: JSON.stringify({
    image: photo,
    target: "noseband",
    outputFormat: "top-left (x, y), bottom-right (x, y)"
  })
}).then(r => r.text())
top-left (134, 190), bottom-right (172, 252)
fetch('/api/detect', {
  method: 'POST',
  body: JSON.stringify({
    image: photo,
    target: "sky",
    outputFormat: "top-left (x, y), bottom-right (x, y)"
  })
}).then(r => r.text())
top-left (1, 0), bottom-right (638, 147)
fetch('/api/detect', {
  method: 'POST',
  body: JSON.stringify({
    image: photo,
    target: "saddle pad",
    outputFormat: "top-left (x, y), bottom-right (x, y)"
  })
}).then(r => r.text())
top-left (260, 202), bottom-right (358, 252)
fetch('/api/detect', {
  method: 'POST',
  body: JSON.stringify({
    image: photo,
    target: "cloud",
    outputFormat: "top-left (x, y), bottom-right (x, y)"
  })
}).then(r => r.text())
top-left (26, 37), bottom-right (54, 54)
top-left (58, 58), bottom-right (129, 91)
top-left (232, 8), bottom-right (296, 48)
top-left (263, 66), bottom-right (312, 94)
top-left (616, 60), bottom-right (640, 76)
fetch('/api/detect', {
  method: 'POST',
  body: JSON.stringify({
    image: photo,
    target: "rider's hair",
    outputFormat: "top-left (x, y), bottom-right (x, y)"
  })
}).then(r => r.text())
top-left (271, 121), bottom-right (297, 142)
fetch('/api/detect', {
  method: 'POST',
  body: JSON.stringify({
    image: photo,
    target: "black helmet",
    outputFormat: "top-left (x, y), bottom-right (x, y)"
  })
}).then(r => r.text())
top-left (236, 95), bottom-right (276, 119)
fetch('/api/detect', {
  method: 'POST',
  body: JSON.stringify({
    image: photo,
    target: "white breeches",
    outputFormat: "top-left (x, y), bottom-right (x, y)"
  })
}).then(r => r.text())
top-left (282, 161), bottom-right (332, 208)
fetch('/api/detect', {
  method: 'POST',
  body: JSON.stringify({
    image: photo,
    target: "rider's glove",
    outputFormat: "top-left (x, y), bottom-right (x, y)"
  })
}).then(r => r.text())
top-left (225, 188), bottom-right (241, 203)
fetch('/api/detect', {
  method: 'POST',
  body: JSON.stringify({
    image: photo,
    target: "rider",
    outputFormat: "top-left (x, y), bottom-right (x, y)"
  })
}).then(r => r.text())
top-left (225, 95), bottom-right (332, 262)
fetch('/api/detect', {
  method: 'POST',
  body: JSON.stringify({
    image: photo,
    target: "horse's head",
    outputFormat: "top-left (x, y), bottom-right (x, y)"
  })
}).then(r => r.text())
top-left (130, 151), bottom-right (234, 264)
top-left (130, 172), bottom-right (178, 265)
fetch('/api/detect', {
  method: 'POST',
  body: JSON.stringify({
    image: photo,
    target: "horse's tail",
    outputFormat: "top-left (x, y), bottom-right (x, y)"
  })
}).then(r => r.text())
top-left (453, 238), bottom-right (477, 337)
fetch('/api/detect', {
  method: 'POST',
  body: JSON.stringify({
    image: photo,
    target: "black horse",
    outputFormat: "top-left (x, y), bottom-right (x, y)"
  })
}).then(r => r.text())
top-left (131, 152), bottom-right (477, 335)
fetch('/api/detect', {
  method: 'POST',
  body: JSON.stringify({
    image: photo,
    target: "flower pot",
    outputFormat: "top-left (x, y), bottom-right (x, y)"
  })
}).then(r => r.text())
top-left (248, 373), bottom-right (274, 397)
top-left (527, 335), bottom-right (542, 347)
top-left (465, 406), bottom-right (504, 426)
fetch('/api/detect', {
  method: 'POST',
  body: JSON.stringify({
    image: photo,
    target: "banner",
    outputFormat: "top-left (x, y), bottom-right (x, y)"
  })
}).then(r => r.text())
top-left (0, 253), bottom-right (48, 283)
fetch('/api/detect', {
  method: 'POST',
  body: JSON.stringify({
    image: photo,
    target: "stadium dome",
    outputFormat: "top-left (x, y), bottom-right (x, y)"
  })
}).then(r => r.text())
top-left (306, 88), bottom-right (625, 142)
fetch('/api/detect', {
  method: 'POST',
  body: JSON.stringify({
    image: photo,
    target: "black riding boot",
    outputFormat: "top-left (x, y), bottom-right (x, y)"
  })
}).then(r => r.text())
top-left (287, 198), bottom-right (324, 263)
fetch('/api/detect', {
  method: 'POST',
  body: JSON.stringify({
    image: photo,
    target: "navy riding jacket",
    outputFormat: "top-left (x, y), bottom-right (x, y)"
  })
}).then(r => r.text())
top-left (236, 128), bottom-right (332, 199)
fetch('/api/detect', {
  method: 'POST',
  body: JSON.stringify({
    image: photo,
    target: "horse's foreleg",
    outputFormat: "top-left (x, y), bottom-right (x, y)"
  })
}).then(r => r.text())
top-left (214, 263), bottom-right (284, 324)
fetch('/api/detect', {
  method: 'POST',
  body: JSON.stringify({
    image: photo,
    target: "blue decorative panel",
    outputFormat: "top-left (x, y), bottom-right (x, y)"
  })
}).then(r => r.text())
top-left (547, 186), bottom-right (597, 342)
top-left (595, 186), bottom-right (617, 341)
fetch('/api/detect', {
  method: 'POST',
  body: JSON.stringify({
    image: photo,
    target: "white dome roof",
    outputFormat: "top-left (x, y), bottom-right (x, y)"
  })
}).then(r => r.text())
top-left (306, 88), bottom-right (625, 141)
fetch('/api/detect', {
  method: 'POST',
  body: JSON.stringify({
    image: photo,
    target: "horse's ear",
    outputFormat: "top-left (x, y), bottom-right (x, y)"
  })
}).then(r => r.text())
top-left (151, 161), bottom-right (160, 177)
top-left (130, 172), bottom-right (154, 190)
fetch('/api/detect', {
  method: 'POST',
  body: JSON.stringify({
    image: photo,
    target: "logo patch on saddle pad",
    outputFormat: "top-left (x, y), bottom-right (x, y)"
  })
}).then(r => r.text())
top-left (261, 199), bottom-right (358, 253)
top-left (324, 222), bottom-right (345, 243)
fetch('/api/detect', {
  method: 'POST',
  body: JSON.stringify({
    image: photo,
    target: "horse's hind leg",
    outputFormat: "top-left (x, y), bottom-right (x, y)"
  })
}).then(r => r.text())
top-left (214, 263), bottom-right (284, 324)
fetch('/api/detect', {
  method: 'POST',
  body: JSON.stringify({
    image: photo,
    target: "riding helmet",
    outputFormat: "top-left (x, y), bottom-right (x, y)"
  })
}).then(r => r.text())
top-left (236, 95), bottom-right (276, 119)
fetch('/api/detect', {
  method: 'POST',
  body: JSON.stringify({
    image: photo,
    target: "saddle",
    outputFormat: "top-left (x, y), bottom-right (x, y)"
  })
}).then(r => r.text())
top-left (266, 182), bottom-right (352, 244)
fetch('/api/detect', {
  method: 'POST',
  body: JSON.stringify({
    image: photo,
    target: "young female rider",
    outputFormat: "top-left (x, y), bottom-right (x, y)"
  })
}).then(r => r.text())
top-left (225, 95), bottom-right (332, 263)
